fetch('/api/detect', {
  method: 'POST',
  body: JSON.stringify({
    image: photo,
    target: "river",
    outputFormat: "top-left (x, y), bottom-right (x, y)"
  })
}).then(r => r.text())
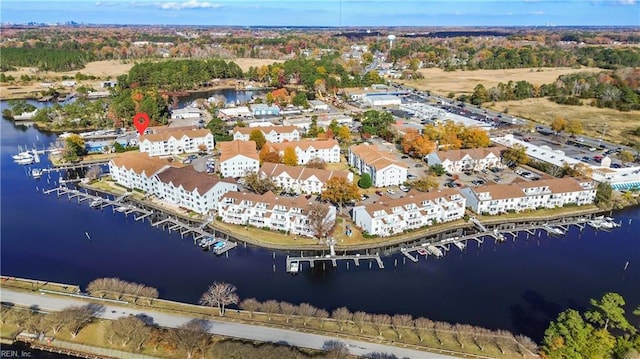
top-left (1, 97), bottom-right (639, 343)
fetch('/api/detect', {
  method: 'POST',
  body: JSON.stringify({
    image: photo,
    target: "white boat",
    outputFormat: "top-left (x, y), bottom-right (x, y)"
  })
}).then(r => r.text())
top-left (543, 225), bottom-right (565, 236)
top-left (31, 168), bottom-right (43, 178)
top-left (90, 199), bottom-right (104, 208)
top-left (600, 221), bottom-right (615, 230)
top-left (12, 151), bottom-right (32, 160)
top-left (15, 156), bottom-right (34, 165)
top-left (587, 219), bottom-right (603, 229)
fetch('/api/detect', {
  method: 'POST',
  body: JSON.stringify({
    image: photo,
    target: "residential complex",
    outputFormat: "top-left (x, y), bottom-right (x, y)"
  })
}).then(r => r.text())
top-left (108, 152), bottom-right (237, 214)
top-left (348, 144), bottom-right (408, 187)
top-left (219, 140), bottom-right (260, 178)
top-left (139, 128), bottom-right (214, 156)
top-left (352, 189), bottom-right (466, 237)
top-left (425, 147), bottom-right (504, 173)
top-left (217, 191), bottom-right (337, 238)
top-left (232, 125), bottom-right (301, 143)
top-left (459, 177), bottom-right (596, 215)
top-left (266, 139), bottom-right (341, 165)
top-left (152, 167), bottom-right (237, 214)
top-left (259, 162), bottom-right (353, 195)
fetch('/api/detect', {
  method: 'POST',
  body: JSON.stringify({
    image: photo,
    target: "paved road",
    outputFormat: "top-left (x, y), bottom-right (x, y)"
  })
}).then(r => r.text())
top-left (1, 289), bottom-right (457, 359)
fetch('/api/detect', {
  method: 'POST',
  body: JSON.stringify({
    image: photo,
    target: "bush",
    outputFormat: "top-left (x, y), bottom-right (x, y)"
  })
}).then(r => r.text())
top-left (358, 173), bottom-right (372, 189)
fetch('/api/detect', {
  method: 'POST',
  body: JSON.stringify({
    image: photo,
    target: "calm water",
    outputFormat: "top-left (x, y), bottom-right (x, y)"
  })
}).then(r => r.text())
top-left (1, 100), bottom-right (639, 342)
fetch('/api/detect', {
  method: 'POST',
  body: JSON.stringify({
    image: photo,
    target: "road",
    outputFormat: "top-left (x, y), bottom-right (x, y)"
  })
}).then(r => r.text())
top-left (1, 289), bottom-right (457, 359)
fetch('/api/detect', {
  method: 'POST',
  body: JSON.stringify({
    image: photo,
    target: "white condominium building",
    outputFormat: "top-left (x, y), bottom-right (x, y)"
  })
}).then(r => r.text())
top-left (219, 140), bottom-right (260, 178)
top-left (425, 147), bottom-right (504, 173)
top-left (232, 125), bottom-right (301, 143)
top-left (139, 128), bottom-right (214, 156)
top-left (352, 188), bottom-right (466, 237)
top-left (459, 177), bottom-right (596, 215)
top-left (348, 144), bottom-right (408, 187)
top-left (267, 139), bottom-right (341, 165)
top-left (108, 152), bottom-right (179, 192)
top-left (217, 191), bottom-right (337, 238)
top-left (259, 162), bottom-right (353, 195)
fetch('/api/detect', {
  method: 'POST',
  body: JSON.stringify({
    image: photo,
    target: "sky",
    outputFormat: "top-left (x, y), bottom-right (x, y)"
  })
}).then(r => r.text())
top-left (1, 0), bottom-right (638, 27)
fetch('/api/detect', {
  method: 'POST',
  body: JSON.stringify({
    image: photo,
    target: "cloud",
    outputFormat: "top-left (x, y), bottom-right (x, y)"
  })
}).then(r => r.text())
top-left (530, 10), bottom-right (544, 15)
top-left (94, 1), bottom-right (120, 6)
top-left (617, 0), bottom-right (636, 4)
top-left (158, 0), bottom-right (222, 10)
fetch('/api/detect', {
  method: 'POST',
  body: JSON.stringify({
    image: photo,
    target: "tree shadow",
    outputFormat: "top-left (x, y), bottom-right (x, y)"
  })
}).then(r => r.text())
top-left (510, 290), bottom-right (563, 342)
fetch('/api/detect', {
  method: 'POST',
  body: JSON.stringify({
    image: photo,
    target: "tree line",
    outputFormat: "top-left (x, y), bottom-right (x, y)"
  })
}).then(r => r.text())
top-left (86, 277), bottom-right (159, 304)
top-left (0, 47), bottom-right (94, 72)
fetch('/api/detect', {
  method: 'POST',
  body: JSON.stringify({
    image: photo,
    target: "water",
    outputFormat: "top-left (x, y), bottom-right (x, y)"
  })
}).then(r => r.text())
top-left (1, 101), bottom-right (639, 342)
top-left (176, 88), bottom-right (263, 108)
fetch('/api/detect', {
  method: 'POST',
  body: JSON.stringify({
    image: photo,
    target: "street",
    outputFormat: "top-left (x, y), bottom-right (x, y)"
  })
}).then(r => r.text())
top-left (0, 289), bottom-right (457, 359)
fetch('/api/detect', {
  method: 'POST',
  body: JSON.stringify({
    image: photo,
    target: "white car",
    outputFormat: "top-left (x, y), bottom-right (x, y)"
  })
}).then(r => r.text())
top-left (386, 189), bottom-right (396, 195)
top-left (399, 185), bottom-right (410, 192)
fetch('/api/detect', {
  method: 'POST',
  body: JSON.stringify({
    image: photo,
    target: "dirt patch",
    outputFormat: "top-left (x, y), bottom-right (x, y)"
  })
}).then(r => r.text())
top-left (486, 98), bottom-right (640, 143)
top-left (232, 58), bottom-right (283, 72)
top-left (401, 67), bottom-right (603, 96)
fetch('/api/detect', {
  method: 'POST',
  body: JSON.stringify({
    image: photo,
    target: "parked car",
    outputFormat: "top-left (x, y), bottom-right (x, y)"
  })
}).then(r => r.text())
top-left (415, 163), bottom-right (424, 167)
top-left (407, 174), bottom-right (418, 180)
top-left (399, 185), bottom-right (410, 192)
top-left (386, 189), bottom-right (396, 195)
top-left (375, 190), bottom-right (383, 196)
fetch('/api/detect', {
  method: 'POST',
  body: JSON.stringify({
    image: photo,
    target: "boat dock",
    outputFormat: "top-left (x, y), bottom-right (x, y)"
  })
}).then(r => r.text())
top-left (285, 252), bottom-right (384, 273)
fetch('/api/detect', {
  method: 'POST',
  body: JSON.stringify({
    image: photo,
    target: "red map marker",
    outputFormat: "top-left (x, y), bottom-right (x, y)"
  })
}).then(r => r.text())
top-left (133, 112), bottom-right (150, 135)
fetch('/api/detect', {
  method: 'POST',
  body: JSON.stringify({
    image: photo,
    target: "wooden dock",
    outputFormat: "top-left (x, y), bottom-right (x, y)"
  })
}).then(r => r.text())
top-left (285, 253), bottom-right (384, 273)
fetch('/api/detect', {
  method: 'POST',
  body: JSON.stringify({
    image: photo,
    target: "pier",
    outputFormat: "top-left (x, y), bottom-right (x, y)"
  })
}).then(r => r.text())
top-left (285, 253), bottom-right (384, 273)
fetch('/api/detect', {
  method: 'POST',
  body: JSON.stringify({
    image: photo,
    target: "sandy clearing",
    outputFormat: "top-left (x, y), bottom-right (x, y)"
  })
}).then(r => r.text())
top-left (401, 67), bottom-right (604, 96)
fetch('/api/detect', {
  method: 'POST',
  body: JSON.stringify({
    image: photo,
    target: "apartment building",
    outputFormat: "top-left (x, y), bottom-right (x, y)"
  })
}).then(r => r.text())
top-left (459, 177), bottom-right (596, 215)
top-left (232, 125), bottom-right (301, 143)
top-left (267, 139), bottom-right (341, 165)
top-left (217, 191), bottom-right (337, 238)
top-left (219, 140), bottom-right (260, 178)
top-left (139, 128), bottom-right (214, 156)
top-left (151, 167), bottom-right (237, 215)
top-left (108, 152), bottom-right (179, 192)
top-left (425, 147), bottom-right (504, 173)
top-left (352, 189), bottom-right (466, 237)
top-left (259, 162), bottom-right (353, 194)
top-left (348, 144), bottom-right (408, 187)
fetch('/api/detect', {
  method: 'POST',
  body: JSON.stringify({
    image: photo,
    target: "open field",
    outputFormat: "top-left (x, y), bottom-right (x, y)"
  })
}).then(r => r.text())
top-left (485, 98), bottom-right (640, 143)
top-left (232, 57), bottom-right (282, 72)
top-left (401, 67), bottom-right (603, 96)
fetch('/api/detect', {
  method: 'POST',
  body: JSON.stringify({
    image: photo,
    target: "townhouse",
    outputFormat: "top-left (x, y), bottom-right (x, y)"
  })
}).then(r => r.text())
top-left (259, 162), bottom-right (353, 195)
top-left (267, 139), bottom-right (341, 165)
top-left (348, 144), bottom-right (408, 187)
top-left (459, 177), bottom-right (596, 215)
top-left (151, 167), bottom-right (237, 215)
top-left (219, 140), bottom-right (260, 178)
top-left (232, 125), bottom-right (301, 143)
top-left (352, 189), bottom-right (466, 237)
top-left (217, 191), bottom-right (337, 238)
top-left (108, 152), bottom-right (179, 192)
top-left (139, 128), bottom-right (214, 156)
top-left (425, 147), bottom-right (504, 173)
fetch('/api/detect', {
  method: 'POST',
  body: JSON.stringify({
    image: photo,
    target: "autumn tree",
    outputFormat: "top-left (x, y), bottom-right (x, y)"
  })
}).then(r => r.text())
top-left (551, 116), bottom-right (568, 133)
top-left (335, 125), bottom-right (351, 145)
top-left (460, 127), bottom-right (491, 148)
top-left (279, 302), bottom-right (298, 323)
top-left (331, 307), bottom-right (352, 331)
top-left (306, 202), bottom-right (336, 240)
top-left (260, 300), bottom-right (280, 321)
top-left (619, 150), bottom-right (635, 163)
top-left (352, 311), bottom-right (372, 334)
top-left (542, 309), bottom-right (615, 359)
top-left (306, 158), bottom-right (327, 170)
top-left (501, 144), bottom-right (529, 166)
top-left (470, 83), bottom-right (490, 106)
top-left (401, 128), bottom-right (435, 157)
top-left (391, 314), bottom-right (413, 339)
top-left (243, 171), bottom-right (278, 194)
top-left (321, 176), bottom-right (360, 209)
top-left (105, 316), bottom-right (152, 350)
top-left (298, 303), bottom-right (318, 326)
top-left (259, 144), bottom-right (281, 164)
top-left (413, 317), bottom-right (434, 343)
top-left (370, 314), bottom-right (392, 336)
top-left (63, 305), bottom-right (96, 338)
top-left (565, 119), bottom-right (584, 135)
top-left (199, 282), bottom-right (239, 316)
top-left (408, 176), bottom-right (439, 192)
top-left (63, 134), bottom-right (86, 161)
top-left (282, 146), bottom-right (298, 166)
top-left (560, 162), bottom-right (593, 178)
top-left (249, 129), bottom-right (266, 150)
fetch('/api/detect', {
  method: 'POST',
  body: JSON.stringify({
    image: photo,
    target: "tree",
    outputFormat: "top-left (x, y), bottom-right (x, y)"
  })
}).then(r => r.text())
top-left (336, 125), bottom-right (351, 145)
top-left (322, 340), bottom-right (349, 359)
top-left (243, 171), bottom-right (278, 194)
top-left (565, 119), bottom-right (584, 135)
top-left (168, 319), bottom-right (211, 359)
top-left (239, 298), bottom-right (261, 319)
top-left (391, 314), bottom-right (413, 339)
top-left (413, 317), bottom-right (433, 343)
top-left (206, 117), bottom-right (232, 142)
top-left (619, 150), bottom-right (635, 163)
top-left (321, 176), bottom-right (360, 209)
top-left (358, 173), bottom-right (372, 189)
top-left (460, 127), bottom-right (491, 148)
top-left (306, 158), bottom-right (327, 170)
top-left (279, 302), bottom-right (298, 323)
top-left (249, 129), bottom-right (266, 150)
top-left (105, 316), bottom-right (151, 350)
top-left (542, 309), bottom-right (615, 359)
top-left (260, 300), bottom-right (280, 321)
top-left (408, 176), bottom-right (440, 192)
top-left (470, 83), bottom-right (490, 106)
top-left (64, 134), bottom-right (86, 161)
top-left (282, 146), bottom-right (298, 166)
top-left (62, 305), bottom-right (95, 338)
top-left (298, 303), bottom-right (317, 326)
top-left (429, 163), bottom-right (446, 176)
top-left (352, 311), bottom-right (371, 334)
top-left (551, 116), bottom-right (568, 133)
top-left (401, 128), bottom-right (435, 157)
top-left (199, 282), bottom-right (239, 316)
top-left (560, 162), bottom-right (593, 178)
top-left (595, 181), bottom-right (613, 207)
top-left (331, 307), bottom-right (352, 331)
top-left (307, 202), bottom-right (336, 240)
top-left (585, 292), bottom-right (635, 333)
top-left (43, 312), bottom-right (68, 335)
top-left (370, 314), bottom-right (391, 336)
top-left (501, 144), bottom-right (529, 166)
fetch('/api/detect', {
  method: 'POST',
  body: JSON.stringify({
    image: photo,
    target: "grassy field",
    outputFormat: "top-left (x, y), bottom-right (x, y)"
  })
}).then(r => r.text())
top-left (402, 67), bottom-right (603, 96)
top-left (485, 98), bottom-right (640, 142)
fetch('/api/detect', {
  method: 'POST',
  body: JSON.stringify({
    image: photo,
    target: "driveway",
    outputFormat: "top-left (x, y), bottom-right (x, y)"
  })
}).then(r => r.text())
top-left (1, 289), bottom-right (456, 359)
